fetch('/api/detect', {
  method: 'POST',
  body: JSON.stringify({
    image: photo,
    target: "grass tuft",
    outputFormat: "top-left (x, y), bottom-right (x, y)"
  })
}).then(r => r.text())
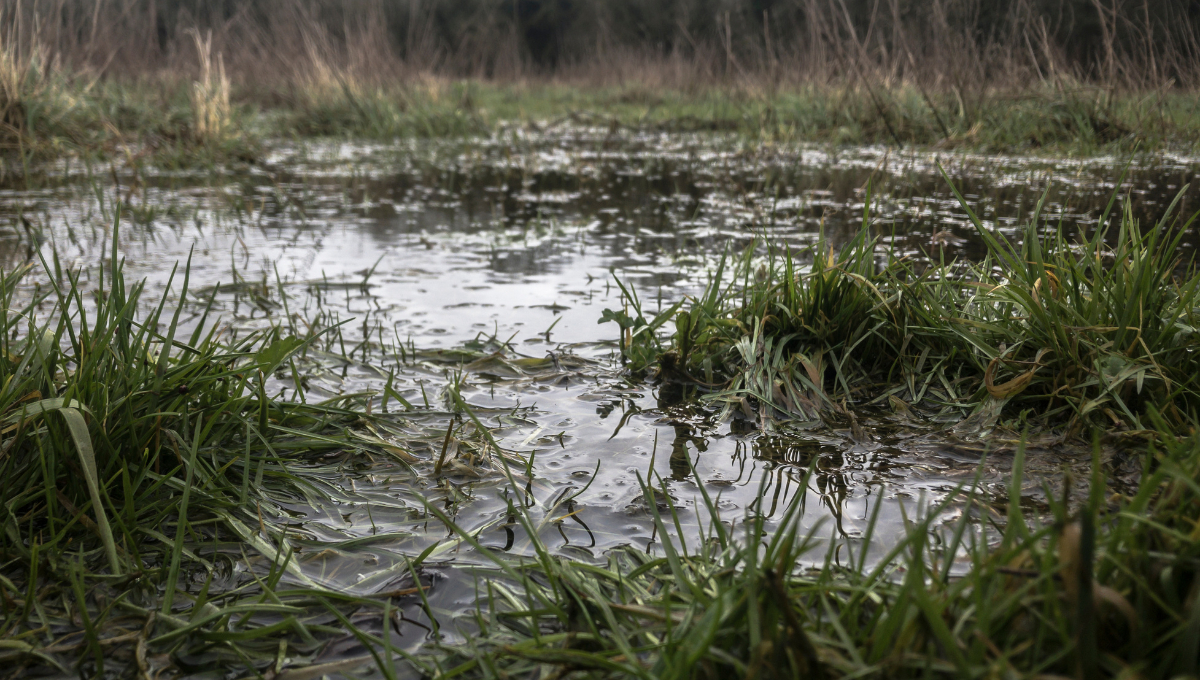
top-left (0, 219), bottom-right (465, 676)
top-left (605, 176), bottom-right (1200, 434)
top-left (189, 29), bottom-right (233, 147)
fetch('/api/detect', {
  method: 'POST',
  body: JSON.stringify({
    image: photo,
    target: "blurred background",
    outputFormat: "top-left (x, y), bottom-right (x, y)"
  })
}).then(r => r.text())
top-left (4, 0), bottom-right (1198, 89)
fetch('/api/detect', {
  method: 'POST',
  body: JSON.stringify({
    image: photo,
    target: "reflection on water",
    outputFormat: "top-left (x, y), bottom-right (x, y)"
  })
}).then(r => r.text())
top-left (0, 127), bottom-right (1187, 613)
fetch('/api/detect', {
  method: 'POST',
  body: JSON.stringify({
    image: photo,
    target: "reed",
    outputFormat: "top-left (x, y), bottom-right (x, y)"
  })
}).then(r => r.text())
top-left (4, 0), bottom-right (1200, 91)
top-left (188, 29), bottom-right (231, 145)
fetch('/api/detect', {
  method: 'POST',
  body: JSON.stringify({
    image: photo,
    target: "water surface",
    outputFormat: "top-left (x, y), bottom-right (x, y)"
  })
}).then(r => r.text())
top-left (2, 128), bottom-right (1193, 658)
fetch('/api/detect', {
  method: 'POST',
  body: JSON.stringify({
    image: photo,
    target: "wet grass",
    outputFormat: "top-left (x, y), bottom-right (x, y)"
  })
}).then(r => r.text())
top-left (422, 416), bottom-right (1200, 679)
top-left (4, 75), bottom-right (1200, 176)
top-left (0, 224), bottom-right (479, 676)
top-left (605, 171), bottom-right (1200, 435)
top-left (2, 94), bottom-right (1199, 676)
top-left (0, 195), bottom-right (1198, 678)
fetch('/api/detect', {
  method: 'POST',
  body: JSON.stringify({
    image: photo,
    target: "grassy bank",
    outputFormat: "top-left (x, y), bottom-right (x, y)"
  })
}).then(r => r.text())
top-left (6, 0), bottom-right (1200, 176)
top-left (603, 173), bottom-right (1200, 436)
top-left (4, 72), bottom-right (1200, 175)
top-left (277, 80), bottom-right (1200, 153)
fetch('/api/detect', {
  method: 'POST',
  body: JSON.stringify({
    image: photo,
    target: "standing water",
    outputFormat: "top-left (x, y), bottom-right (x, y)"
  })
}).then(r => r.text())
top-left (2, 127), bottom-right (1196, 671)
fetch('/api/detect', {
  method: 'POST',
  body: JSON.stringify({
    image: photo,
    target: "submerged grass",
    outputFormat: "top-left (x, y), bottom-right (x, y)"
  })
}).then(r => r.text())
top-left (423, 415), bottom-right (1200, 679)
top-left (605, 172), bottom-right (1200, 435)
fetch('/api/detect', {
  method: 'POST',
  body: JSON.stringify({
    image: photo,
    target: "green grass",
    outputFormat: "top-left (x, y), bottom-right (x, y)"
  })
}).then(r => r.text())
top-left (420, 416), bottom-right (1200, 679)
top-left (0, 222), bottom-right (476, 676)
top-left (0, 194), bottom-right (1197, 678)
top-left (4, 73), bottom-right (1200, 175)
top-left (264, 80), bottom-right (1200, 154)
top-left (604, 172), bottom-right (1200, 434)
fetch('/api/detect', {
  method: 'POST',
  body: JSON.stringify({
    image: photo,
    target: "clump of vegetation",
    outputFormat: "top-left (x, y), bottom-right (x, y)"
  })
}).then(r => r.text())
top-left (0, 228), bottom-right (462, 676)
top-left (423, 418), bottom-right (1200, 679)
top-left (188, 30), bottom-right (232, 145)
top-left (0, 31), bottom-right (258, 171)
top-left (0, 32), bottom-right (34, 149)
top-left (0, 30), bottom-right (75, 161)
top-left (605, 175), bottom-right (1200, 433)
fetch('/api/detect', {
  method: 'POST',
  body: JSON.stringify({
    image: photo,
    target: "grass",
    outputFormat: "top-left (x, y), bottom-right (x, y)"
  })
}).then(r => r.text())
top-left (4, 72), bottom-right (1200, 176)
top-left (0, 34), bottom-right (257, 173)
top-left (3, 71), bottom-right (1200, 676)
top-left (0, 221), bottom-right (492, 676)
top-left (420, 414), bottom-right (1200, 680)
top-left (0, 181), bottom-right (1197, 678)
top-left (604, 171), bottom-right (1200, 435)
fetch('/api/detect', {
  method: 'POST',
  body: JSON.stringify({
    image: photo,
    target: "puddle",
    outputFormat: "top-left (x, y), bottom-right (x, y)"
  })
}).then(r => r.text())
top-left (1, 127), bottom-right (1191, 642)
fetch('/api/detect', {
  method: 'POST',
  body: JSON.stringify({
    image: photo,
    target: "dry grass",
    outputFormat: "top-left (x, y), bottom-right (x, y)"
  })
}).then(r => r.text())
top-left (1, 0), bottom-right (1198, 95)
top-left (0, 12), bottom-right (49, 150)
top-left (188, 29), bottom-right (230, 144)
top-left (0, 1), bottom-right (1198, 164)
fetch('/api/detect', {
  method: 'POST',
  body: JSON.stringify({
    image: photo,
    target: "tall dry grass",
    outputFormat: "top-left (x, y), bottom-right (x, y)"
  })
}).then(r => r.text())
top-left (0, 9), bottom-right (53, 150)
top-left (0, 0), bottom-right (1196, 159)
top-left (0, 0), bottom-right (1196, 96)
top-left (188, 29), bottom-right (229, 143)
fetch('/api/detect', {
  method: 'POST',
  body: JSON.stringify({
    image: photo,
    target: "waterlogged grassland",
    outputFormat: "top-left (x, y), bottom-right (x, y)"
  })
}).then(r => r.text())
top-left (0, 133), bottom-right (1198, 678)
top-left (3, 256), bottom-right (1200, 679)
top-left (5, 75), bottom-right (1200, 174)
top-left (426, 430), bottom-right (1200, 680)
top-left (605, 171), bottom-right (1200, 436)
top-left (0, 245), bottom-right (496, 676)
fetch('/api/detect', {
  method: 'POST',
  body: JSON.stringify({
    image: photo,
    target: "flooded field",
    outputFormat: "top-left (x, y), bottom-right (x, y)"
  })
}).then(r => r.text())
top-left (3, 127), bottom-right (1198, 675)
